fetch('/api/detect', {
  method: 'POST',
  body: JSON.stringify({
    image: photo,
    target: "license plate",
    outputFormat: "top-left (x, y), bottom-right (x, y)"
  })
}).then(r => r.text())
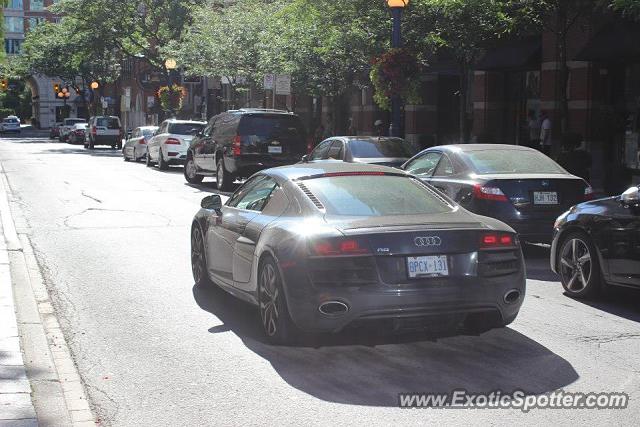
top-left (533, 191), bottom-right (558, 205)
top-left (268, 146), bottom-right (282, 154)
top-left (407, 255), bottom-right (449, 278)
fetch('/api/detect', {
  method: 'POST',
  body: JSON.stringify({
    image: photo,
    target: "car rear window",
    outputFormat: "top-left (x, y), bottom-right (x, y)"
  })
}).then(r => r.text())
top-left (464, 149), bottom-right (566, 174)
top-left (65, 119), bottom-right (86, 125)
top-left (4, 118), bottom-right (18, 123)
top-left (95, 118), bottom-right (120, 129)
top-left (168, 123), bottom-right (204, 135)
top-left (303, 175), bottom-right (451, 216)
top-left (238, 115), bottom-right (305, 139)
top-left (141, 128), bottom-right (157, 137)
top-left (349, 138), bottom-right (418, 158)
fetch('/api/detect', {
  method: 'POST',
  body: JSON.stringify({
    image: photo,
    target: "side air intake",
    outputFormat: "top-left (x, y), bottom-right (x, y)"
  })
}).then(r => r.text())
top-left (296, 182), bottom-right (325, 210)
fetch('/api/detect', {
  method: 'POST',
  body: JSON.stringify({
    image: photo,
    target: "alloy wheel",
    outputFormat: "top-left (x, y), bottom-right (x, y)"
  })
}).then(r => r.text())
top-left (259, 263), bottom-right (279, 337)
top-left (216, 165), bottom-right (224, 189)
top-left (191, 227), bottom-right (206, 284)
top-left (186, 159), bottom-right (197, 179)
top-left (560, 238), bottom-right (592, 293)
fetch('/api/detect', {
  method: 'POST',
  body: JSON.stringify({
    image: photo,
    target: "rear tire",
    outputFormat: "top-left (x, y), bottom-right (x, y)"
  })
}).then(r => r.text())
top-left (258, 257), bottom-right (298, 345)
top-left (158, 150), bottom-right (169, 170)
top-left (558, 232), bottom-right (602, 299)
top-left (184, 157), bottom-right (204, 184)
top-left (146, 150), bottom-right (154, 167)
top-left (89, 139), bottom-right (95, 150)
top-left (216, 157), bottom-right (234, 192)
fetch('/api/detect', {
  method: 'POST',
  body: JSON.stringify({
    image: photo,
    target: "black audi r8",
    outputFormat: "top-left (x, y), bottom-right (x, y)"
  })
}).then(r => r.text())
top-left (551, 185), bottom-right (640, 298)
top-left (191, 163), bottom-right (526, 344)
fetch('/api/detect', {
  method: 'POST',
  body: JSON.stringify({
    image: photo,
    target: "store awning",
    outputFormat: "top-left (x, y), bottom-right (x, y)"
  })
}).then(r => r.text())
top-left (476, 37), bottom-right (541, 71)
top-left (575, 21), bottom-right (640, 62)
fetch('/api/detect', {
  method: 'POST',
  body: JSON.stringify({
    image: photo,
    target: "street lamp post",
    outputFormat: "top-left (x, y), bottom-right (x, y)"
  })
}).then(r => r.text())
top-left (386, 0), bottom-right (409, 138)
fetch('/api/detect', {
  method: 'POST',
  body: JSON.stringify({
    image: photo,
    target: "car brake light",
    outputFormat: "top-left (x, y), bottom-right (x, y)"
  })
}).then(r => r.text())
top-left (232, 135), bottom-right (242, 156)
top-left (473, 184), bottom-right (508, 201)
top-left (481, 233), bottom-right (516, 249)
top-left (165, 138), bottom-right (181, 145)
top-left (310, 238), bottom-right (370, 256)
top-left (139, 139), bottom-right (146, 145)
top-left (584, 185), bottom-right (594, 200)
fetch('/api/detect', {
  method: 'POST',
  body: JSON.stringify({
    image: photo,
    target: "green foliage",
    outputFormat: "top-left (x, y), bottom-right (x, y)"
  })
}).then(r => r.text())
top-left (610, 0), bottom-right (640, 18)
top-left (370, 48), bottom-right (423, 110)
top-left (157, 84), bottom-right (185, 112)
top-left (0, 108), bottom-right (15, 119)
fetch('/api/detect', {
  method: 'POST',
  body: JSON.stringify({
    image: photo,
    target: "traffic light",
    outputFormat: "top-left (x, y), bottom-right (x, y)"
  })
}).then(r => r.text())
top-left (0, 79), bottom-right (8, 91)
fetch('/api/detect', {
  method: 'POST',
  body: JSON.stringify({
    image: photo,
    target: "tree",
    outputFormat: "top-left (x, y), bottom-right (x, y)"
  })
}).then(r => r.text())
top-left (406, 0), bottom-right (522, 143)
top-left (260, 0), bottom-right (389, 133)
top-left (0, 0), bottom-right (9, 62)
top-left (166, 0), bottom-right (277, 108)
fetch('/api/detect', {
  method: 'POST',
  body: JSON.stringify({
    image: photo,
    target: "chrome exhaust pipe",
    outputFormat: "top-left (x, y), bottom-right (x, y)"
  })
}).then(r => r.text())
top-left (504, 289), bottom-right (521, 304)
top-left (318, 301), bottom-right (349, 316)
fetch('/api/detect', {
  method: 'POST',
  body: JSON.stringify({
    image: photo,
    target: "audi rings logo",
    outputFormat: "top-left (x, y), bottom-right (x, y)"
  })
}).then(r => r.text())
top-left (414, 236), bottom-right (442, 247)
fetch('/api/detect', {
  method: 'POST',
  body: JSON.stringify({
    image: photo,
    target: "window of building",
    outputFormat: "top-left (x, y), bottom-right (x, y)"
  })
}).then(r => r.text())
top-left (30, 0), bottom-right (44, 11)
top-left (6, 0), bottom-right (23, 9)
top-left (4, 39), bottom-right (23, 55)
top-left (4, 17), bottom-right (24, 33)
top-left (28, 17), bottom-right (44, 30)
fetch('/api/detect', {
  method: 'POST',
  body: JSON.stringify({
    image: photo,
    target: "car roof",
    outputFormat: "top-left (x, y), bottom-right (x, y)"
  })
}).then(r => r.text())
top-left (265, 162), bottom-right (406, 181)
top-left (330, 136), bottom-right (407, 142)
top-left (226, 108), bottom-right (294, 116)
top-left (163, 119), bottom-right (205, 124)
top-left (428, 143), bottom-right (538, 153)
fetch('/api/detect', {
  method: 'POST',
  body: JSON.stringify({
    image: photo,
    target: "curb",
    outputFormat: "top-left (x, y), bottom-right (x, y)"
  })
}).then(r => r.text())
top-left (1, 167), bottom-right (96, 426)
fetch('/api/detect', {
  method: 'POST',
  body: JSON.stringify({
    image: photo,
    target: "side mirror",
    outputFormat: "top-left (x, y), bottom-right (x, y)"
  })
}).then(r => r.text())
top-left (126, 131), bottom-right (132, 138)
top-left (190, 128), bottom-right (200, 136)
top-left (301, 154), bottom-right (308, 162)
top-left (201, 195), bottom-right (222, 211)
top-left (621, 186), bottom-right (640, 206)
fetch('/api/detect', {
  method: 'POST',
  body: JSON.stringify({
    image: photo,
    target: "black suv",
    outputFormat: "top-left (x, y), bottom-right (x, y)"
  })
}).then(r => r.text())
top-left (184, 109), bottom-right (307, 190)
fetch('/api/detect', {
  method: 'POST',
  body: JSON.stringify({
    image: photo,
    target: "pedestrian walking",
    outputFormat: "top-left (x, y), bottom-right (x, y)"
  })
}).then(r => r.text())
top-left (539, 111), bottom-right (552, 155)
top-left (374, 119), bottom-right (386, 137)
top-left (527, 110), bottom-right (540, 149)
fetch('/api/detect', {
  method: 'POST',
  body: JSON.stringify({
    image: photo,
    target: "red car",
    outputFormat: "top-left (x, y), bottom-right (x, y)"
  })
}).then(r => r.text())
top-left (49, 122), bottom-right (62, 139)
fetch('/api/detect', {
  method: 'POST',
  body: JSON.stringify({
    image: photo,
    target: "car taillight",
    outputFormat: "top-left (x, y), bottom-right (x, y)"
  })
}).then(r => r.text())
top-left (310, 238), bottom-right (371, 256)
top-left (91, 126), bottom-right (97, 135)
top-left (584, 185), bottom-right (594, 200)
top-left (165, 138), bottom-right (181, 145)
top-left (473, 184), bottom-right (508, 201)
top-left (480, 232), bottom-right (517, 249)
top-left (232, 135), bottom-right (242, 156)
top-left (139, 139), bottom-right (146, 145)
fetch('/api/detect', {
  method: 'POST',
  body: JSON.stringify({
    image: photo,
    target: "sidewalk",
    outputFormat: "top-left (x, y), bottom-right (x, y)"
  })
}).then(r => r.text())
top-left (0, 220), bottom-right (37, 425)
top-left (0, 163), bottom-right (96, 426)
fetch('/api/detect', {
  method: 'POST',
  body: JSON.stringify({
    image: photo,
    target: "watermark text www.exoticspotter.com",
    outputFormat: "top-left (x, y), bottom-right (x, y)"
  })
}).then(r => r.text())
top-left (398, 390), bottom-right (629, 412)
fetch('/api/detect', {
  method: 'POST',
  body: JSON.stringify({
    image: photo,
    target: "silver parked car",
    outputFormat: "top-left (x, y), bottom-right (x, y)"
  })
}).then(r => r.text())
top-left (190, 162), bottom-right (526, 344)
top-left (122, 126), bottom-right (158, 162)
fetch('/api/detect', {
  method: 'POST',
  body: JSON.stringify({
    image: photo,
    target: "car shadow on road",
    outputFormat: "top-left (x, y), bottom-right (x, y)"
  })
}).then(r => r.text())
top-left (184, 181), bottom-right (239, 196)
top-left (568, 287), bottom-right (640, 323)
top-left (522, 243), bottom-right (558, 282)
top-left (35, 146), bottom-right (123, 158)
top-left (192, 283), bottom-right (578, 406)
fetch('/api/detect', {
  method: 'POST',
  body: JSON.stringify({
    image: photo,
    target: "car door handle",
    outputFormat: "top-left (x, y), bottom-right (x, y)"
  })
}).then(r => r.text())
top-left (236, 236), bottom-right (256, 246)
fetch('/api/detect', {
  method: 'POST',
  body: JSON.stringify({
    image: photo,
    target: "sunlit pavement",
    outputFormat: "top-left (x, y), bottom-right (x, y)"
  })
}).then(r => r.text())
top-left (1, 137), bottom-right (639, 426)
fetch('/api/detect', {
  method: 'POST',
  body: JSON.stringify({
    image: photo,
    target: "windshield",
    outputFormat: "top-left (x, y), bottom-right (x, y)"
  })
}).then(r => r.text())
top-left (96, 117), bottom-right (120, 129)
top-left (349, 138), bottom-right (418, 158)
top-left (303, 175), bottom-right (451, 216)
top-left (464, 149), bottom-right (566, 174)
top-left (3, 118), bottom-right (18, 124)
top-left (169, 123), bottom-right (204, 135)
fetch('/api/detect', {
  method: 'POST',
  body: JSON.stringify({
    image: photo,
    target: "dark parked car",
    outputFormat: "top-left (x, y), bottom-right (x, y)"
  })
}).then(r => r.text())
top-left (49, 122), bottom-right (62, 139)
top-left (302, 136), bottom-right (420, 167)
top-left (190, 162), bottom-right (525, 344)
top-left (184, 108), bottom-right (307, 191)
top-left (401, 144), bottom-right (594, 243)
top-left (551, 185), bottom-right (640, 298)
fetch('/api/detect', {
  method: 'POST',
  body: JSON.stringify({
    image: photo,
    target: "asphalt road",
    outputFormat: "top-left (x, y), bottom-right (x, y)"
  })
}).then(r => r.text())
top-left (1, 137), bottom-right (639, 426)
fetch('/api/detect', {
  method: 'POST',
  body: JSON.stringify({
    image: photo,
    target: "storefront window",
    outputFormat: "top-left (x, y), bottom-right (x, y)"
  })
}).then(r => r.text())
top-left (30, 0), bottom-right (44, 11)
top-left (4, 16), bottom-right (24, 33)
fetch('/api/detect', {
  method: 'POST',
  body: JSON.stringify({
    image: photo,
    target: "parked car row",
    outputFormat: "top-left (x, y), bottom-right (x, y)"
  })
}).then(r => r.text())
top-left (108, 108), bottom-right (640, 344)
top-left (51, 116), bottom-right (124, 149)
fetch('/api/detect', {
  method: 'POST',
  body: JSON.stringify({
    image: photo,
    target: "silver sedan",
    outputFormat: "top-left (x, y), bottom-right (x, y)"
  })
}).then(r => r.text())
top-left (122, 126), bottom-right (158, 162)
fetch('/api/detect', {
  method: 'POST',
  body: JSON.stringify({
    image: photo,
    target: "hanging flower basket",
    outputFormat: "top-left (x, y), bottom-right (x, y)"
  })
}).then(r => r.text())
top-left (157, 84), bottom-right (186, 112)
top-left (370, 48), bottom-right (422, 111)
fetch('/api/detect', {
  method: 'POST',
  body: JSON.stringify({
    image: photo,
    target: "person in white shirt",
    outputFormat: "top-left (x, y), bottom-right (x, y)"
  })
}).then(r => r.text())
top-left (539, 111), bottom-right (552, 155)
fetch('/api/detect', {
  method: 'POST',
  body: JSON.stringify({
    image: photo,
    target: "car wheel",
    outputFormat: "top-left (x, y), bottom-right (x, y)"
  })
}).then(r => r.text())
top-left (184, 157), bottom-right (203, 184)
top-left (191, 225), bottom-right (212, 287)
top-left (145, 150), bottom-right (153, 167)
top-left (89, 139), bottom-right (95, 150)
top-left (124, 150), bottom-right (130, 162)
top-left (158, 150), bottom-right (169, 170)
top-left (559, 232), bottom-right (601, 299)
top-left (216, 157), bottom-right (233, 191)
top-left (258, 257), bottom-right (297, 345)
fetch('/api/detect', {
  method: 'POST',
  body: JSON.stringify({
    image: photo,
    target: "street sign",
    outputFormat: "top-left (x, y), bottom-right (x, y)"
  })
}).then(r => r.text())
top-left (264, 74), bottom-right (275, 90)
top-left (275, 75), bottom-right (291, 95)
